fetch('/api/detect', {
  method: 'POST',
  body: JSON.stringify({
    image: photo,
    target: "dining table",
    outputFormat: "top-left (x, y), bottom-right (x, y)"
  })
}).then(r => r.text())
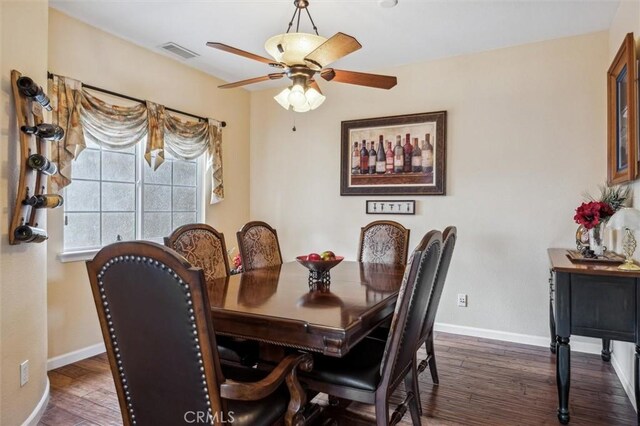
top-left (206, 260), bottom-right (406, 424)
top-left (208, 260), bottom-right (405, 355)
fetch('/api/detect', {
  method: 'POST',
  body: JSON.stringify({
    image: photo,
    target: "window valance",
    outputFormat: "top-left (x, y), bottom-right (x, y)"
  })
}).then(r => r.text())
top-left (48, 74), bottom-right (224, 204)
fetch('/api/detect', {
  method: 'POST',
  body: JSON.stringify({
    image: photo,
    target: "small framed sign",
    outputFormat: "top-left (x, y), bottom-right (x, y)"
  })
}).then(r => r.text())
top-left (366, 200), bottom-right (415, 215)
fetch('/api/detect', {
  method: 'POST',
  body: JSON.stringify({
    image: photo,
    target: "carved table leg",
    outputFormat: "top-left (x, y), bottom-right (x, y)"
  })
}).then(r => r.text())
top-left (549, 270), bottom-right (556, 354)
top-left (635, 345), bottom-right (640, 426)
top-left (601, 339), bottom-right (612, 362)
top-left (285, 354), bottom-right (313, 426)
top-left (556, 336), bottom-right (570, 424)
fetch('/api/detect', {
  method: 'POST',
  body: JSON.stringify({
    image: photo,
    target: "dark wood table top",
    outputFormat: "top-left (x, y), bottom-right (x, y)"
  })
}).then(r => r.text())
top-left (548, 248), bottom-right (640, 278)
top-left (207, 261), bottom-right (406, 357)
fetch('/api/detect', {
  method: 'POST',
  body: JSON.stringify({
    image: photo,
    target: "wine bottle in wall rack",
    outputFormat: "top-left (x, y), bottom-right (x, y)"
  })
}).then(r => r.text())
top-left (368, 142), bottom-right (377, 175)
top-left (27, 154), bottom-right (58, 176)
top-left (23, 194), bottom-right (64, 209)
top-left (360, 139), bottom-right (369, 175)
top-left (412, 137), bottom-right (422, 172)
top-left (393, 136), bottom-right (404, 173)
top-left (351, 141), bottom-right (360, 175)
top-left (375, 136), bottom-right (386, 174)
top-left (16, 76), bottom-right (52, 111)
top-left (14, 225), bottom-right (48, 243)
top-left (21, 124), bottom-right (65, 141)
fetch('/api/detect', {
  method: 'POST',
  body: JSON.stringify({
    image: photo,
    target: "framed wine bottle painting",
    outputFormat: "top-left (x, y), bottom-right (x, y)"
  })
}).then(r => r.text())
top-left (340, 111), bottom-right (446, 195)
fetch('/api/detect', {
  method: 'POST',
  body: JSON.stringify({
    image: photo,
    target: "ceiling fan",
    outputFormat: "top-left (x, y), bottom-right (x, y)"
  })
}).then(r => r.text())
top-left (206, 0), bottom-right (398, 112)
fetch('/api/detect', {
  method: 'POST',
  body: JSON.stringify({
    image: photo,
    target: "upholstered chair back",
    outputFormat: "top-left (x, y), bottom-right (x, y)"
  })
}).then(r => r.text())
top-left (358, 221), bottom-right (410, 265)
top-left (165, 223), bottom-right (230, 281)
top-left (380, 230), bottom-right (442, 388)
top-left (86, 241), bottom-right (226, 426)
top-left (236, 221), bottom-right (283, 271)
top-left (421, 226), bottom-right (457, 340)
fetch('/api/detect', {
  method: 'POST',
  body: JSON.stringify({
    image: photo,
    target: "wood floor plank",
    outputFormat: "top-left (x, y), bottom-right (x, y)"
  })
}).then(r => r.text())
top-left (42, 332), bottom-right (637, 425)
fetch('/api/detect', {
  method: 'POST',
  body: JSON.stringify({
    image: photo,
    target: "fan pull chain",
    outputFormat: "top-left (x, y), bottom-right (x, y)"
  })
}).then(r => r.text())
top-left (292, 117), bottom-right (297, 132)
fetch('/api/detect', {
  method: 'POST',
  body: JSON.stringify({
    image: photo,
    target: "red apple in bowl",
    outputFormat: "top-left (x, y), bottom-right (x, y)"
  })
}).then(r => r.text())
top-left (307, 253), bottom-right (321, 261)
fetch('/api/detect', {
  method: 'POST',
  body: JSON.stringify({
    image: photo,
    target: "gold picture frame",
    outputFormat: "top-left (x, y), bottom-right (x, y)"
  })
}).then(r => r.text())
top-left (607, 33), bottom-right (637, 185)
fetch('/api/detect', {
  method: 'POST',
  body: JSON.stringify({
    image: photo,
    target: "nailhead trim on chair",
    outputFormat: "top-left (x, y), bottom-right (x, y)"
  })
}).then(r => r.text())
top-left (97, 254), bottom-right (213, 425)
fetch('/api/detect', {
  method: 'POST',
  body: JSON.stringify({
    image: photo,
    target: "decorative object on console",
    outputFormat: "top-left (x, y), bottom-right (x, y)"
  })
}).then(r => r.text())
top-left (606, 207), bottom-right (640, 271)
top-left (366, 200), bottom-right (415, 215)
top-left (206, 0), bottom-right (397, 113)
top-left (341, 111), bottom-right (446, 195)
top-left (573, 185), bottom-right (630, 258)
top-left (607, 33), bottom-right (637, 185)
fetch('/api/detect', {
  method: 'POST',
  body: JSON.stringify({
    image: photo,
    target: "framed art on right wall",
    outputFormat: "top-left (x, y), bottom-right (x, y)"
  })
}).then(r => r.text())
top-left (607, 32), bottom-right (637, 185)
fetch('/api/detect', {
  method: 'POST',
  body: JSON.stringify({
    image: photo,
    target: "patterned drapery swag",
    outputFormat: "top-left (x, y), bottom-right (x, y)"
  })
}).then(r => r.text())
top-left (49, 74), bottom-right (224, 204)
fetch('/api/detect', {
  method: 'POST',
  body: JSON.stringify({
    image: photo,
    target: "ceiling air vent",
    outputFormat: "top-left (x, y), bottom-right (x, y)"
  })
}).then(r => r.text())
top-left (159, 42), bottom-right (199, 60)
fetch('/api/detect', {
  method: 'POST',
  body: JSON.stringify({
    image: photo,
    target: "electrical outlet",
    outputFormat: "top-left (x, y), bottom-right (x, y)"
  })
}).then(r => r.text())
top-left (457, 294), bottom-right (467, 307)
top-left (20, 360), bottom-right (29, 387)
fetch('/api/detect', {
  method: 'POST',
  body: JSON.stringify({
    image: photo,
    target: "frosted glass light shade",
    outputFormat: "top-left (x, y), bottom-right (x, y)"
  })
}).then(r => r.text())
top-left (305, 87), bottom-right (326, 110)
top-left (288, 84), bottom-right (307, 108)
top-left (606, 207), bottom-right (640, 230)
top-left (264, 32), bottom-right (327, 65)
top-left (274, 88), bottom-right (291, 109)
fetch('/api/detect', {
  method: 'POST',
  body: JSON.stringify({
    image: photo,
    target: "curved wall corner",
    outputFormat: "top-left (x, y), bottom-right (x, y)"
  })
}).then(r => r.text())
top-left (0, 1), bottom-right (50, 425)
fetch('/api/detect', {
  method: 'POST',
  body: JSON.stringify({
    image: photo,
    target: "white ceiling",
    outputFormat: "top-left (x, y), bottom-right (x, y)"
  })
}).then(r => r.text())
top-left (50, 0), bottom-right (621, 90)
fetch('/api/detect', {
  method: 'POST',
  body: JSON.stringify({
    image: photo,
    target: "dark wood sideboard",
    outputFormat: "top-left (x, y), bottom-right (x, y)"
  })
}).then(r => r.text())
top-left (548, 248), bottom-right (640, 424)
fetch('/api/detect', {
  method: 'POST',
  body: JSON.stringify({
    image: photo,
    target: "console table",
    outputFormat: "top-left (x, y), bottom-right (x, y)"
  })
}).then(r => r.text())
top-left (548, 248), bottom-right (640, 424)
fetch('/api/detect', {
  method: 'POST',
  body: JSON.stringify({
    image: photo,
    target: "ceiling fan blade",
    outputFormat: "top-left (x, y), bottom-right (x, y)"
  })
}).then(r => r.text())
top-left (304, 33), bottom-right (362, 69)
top-left (320, 68), bottom-right (397, 90)
top-left (207, 42), bottom-right (283, 67)
top-left (218, 73), bottom-right (284, 89)
top-left (308, 80), bottom-right (322, 95)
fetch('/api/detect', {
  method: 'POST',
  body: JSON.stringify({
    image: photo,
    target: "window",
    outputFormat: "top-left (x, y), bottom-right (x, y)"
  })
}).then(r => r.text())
top-left (62, 138), bottom-right (203, 258)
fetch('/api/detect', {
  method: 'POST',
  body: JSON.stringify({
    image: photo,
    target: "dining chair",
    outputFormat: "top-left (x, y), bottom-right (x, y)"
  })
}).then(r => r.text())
top-left (86, 241), bottom-right (312, 426)
top-left (358, 220), bottom-right (410, 265)
top-left (165, 223), bottom-right (257, 367)
top-left (417, 226), bottom-right (457, 389)
top-left (236, 221), bottom-right (283, 271)
top-left (165, 223), bottom-right (230, 281)
top-left (301, 230), bottom-right (442, 426)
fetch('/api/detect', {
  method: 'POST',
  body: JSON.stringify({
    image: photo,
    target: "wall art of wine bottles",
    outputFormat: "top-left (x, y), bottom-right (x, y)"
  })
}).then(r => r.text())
top-left (340, 111), bottom-right (447, 196)
top-left (9, 70), bottom-right (64, 244)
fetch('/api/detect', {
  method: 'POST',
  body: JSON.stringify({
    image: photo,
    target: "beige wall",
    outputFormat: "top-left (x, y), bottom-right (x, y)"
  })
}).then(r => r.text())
top-left (46, 9), bottom-right (251, 359)
top-left (1, 2), bottom-right (49, 425)
top-left (250, 31), bottom-right (608, 338)
top-left (608, 0), bottom-right (640, 410)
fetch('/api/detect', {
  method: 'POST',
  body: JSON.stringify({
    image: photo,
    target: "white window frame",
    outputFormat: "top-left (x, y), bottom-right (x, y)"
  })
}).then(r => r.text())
top-left (58, 142), bottom-right (205, 263)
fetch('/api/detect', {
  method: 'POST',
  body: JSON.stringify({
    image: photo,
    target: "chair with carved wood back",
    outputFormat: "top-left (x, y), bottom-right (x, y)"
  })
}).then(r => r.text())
top-left (416, 226), bottom-right (457, 397)
top-left (165, 223), bottom-right (230, 281)
top-left (165, 224), bottom-right (258, 367)
top-left (301, 230), bottom-right (442, 426)
top-left (236, 221), bottom-right (283, 272)
top-left (358, 220), bottom-right (410, 265)
top-left (86, 241), bottom-right (311, 426)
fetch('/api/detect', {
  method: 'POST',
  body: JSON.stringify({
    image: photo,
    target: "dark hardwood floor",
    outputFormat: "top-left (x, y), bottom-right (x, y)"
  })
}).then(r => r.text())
top-left (39, 332), bottom-right (637, 425)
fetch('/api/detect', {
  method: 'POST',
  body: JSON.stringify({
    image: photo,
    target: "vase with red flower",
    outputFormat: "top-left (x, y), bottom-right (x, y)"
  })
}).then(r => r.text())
top-left (574, 201), bottom-right (615, 257)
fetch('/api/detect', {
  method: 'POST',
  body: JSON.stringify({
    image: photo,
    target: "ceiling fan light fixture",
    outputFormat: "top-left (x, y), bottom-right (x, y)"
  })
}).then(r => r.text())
top-left (274, 87), bottom-right (292, 110)
top-left (306, 87), bottom-right (326, 110)
top-left (287, 83), bottom-right (308, 108)
top-left (265, 33), bottom-right (327, 65)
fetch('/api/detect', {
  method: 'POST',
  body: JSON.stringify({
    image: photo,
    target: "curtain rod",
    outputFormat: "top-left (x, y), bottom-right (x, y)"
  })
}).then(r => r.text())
top-left (47, 72), bottom-right (226, 128)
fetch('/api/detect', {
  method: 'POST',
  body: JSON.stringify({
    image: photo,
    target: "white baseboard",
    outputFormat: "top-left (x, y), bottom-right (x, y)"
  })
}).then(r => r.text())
top-left (21, 378), bottom-right (50, 426)
top-left (433, 322), bottom-right (602, 355)
top-left (47, 342), bottom-right (106, 371)
top-left (611, 353), bottom-right (637, 412)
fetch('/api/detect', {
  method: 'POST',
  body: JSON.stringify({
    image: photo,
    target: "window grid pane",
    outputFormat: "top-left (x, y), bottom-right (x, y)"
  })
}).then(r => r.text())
top-left (65, 144), bottom-right (200, 253)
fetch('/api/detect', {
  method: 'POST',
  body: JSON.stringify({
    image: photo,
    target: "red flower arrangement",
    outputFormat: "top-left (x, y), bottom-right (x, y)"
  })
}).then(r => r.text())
top-left (573, 201), bottom-right (614, 229)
